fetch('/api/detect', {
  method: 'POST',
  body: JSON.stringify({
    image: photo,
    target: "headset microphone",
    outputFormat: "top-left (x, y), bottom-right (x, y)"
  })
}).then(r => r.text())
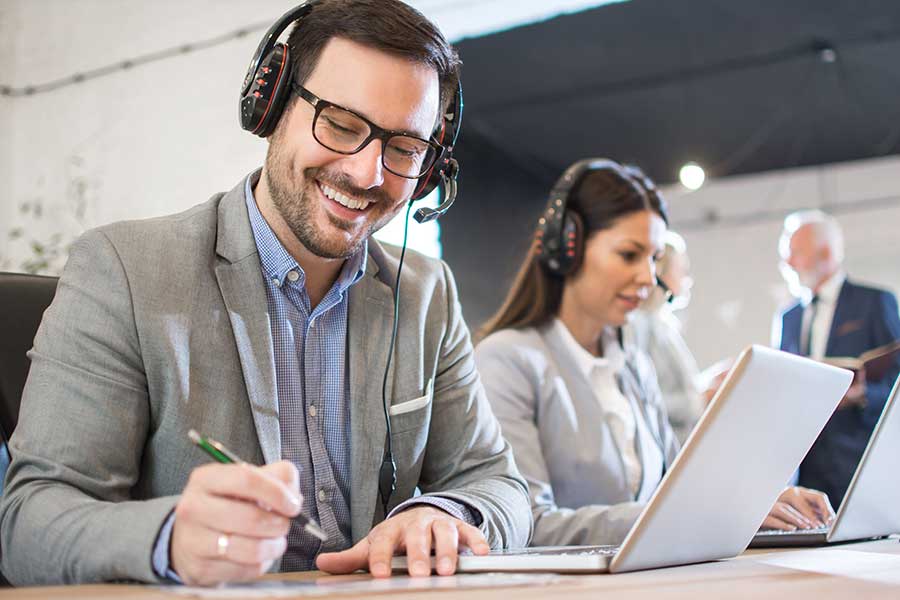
top-left (413, 159), bottom-right (459, 223)
top-left (656, 277), bottom-right (675, 303)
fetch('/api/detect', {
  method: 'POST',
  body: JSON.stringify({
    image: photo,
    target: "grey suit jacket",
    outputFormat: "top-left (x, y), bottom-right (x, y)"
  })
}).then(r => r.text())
top-left (0, 176), bottom-right (531, 585)
top-left (475, 324), bottom-right (679, 547)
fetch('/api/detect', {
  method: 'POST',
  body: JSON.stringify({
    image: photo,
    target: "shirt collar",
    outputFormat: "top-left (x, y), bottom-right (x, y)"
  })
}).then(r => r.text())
top-left (811, 270), bottom-right (846, 306)
top-left (553, 318), bottom-right (625, 377)
top-left (244, 171), bottom-right (366, 292)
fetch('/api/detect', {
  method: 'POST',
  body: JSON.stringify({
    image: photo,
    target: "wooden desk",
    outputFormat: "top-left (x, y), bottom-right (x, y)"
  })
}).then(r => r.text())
top-left (3, 538), bottom-right (899, 599)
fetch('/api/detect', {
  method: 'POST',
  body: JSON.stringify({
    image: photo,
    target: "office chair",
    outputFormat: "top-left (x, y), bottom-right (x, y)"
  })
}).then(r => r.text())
top-left (0, 272), bottom-right (57, 586)
top-left (0, 272), bottom-right (59, 474)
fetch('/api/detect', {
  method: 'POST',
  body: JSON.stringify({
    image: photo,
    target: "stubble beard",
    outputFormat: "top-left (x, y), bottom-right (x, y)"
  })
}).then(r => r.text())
top-left (264, 136), bottom-right (405, 260)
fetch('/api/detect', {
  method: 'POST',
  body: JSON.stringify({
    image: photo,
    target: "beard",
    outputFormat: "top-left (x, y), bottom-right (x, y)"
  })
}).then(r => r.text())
top-left (264, 134), bottom-right (404, 260)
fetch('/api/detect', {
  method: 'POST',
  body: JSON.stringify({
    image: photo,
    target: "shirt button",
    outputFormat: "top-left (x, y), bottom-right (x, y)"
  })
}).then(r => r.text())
top-left (308, 405), bottom-right (317, 417)
top-left (318, 489), bottom-right (327, 503)
top-left (309, 318), bottom-right (315, 328)
top-left (287, 270), bottom-right (300, 282)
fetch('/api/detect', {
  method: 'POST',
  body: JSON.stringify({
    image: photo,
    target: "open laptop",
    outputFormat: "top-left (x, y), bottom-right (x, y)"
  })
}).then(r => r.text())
top-left (751, 374), bottom-right (900, 547)
top-left (393, 345), bottom-right (852, 574)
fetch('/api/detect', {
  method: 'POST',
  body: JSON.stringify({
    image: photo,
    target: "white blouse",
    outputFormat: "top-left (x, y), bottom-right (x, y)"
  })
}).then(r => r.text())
top-left (553, 320), bottom-right (664, 499)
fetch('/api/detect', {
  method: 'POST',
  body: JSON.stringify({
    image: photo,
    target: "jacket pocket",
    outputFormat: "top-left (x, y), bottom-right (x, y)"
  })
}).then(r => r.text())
top-left (389, 378), bottom-right (433, 416)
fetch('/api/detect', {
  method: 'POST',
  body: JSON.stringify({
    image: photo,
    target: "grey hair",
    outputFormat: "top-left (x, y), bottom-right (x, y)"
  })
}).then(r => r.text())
top-left (779, 209), bottom-right (845, 263)
top-left (656, 230), bottom-right (687, 279)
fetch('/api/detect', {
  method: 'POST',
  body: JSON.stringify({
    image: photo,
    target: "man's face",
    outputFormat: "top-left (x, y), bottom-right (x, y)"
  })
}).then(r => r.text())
top-left (264, 37), bottom-right (441, 259)
top-left (782, 224), bottom-right (832, 291)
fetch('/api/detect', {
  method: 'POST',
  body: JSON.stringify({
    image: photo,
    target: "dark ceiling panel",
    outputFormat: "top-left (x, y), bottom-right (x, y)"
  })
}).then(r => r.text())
top-left (454, 0), bottom-right (900, 183)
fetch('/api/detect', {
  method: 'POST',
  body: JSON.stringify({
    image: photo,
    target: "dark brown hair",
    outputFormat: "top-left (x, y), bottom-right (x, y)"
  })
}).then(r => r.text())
top-left (478, 162), bottom-right (668, 340)
top-left (286, 0), bottom-right (461, 124)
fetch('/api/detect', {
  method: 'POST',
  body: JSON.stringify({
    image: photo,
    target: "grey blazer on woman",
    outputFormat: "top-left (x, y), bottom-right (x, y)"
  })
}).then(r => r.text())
top-left (475, 323), bottom-right (680, 547)
top-left (0, 176), bottom-right (531, 585)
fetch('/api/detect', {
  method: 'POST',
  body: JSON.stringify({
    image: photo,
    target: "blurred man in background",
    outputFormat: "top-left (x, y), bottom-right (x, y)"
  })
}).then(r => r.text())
top-left (775, 209), bottom-right (900, 505)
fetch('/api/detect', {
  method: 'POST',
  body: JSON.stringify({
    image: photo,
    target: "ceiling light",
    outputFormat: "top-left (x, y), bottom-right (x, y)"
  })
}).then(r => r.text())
top-left (679, 162), bottom-right (706, 191)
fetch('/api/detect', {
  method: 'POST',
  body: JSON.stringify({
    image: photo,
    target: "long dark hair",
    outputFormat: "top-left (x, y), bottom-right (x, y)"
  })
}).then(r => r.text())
top-left (478, 161), bottom-right (668, 340)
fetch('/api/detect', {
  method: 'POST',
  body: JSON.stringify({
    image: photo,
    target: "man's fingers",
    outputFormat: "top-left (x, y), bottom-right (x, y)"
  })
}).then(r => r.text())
top-left (432, 519), bottom-right (459, 576)
top-left (189, 463), bottom-right (302, 517)
top-left (262, 460), bottom-right (300, 490)
top-left (189, 529), bottom-right (288, 565)
top-left (455, 522), bottom-right (490, 555)
top-left (316, 539), bottom-right (370, 575)
top-left (176, 494), bottom-right (291, 538)
top-left (403, 519), bottom-right (433, 578)
top-left (367, 527), bottom-right (402, 578)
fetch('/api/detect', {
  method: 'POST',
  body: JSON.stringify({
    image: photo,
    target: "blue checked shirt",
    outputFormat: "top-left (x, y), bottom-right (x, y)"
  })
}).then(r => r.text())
top-left (153, 173), bottom-right (473, 578)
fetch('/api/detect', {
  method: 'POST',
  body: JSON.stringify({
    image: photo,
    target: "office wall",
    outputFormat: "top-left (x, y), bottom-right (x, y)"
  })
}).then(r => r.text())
top-left (0, 0), bottom-right (299, 273)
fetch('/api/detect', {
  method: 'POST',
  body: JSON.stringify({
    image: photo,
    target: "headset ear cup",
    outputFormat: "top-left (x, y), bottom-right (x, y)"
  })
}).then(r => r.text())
top-left (240, 43), bottom-right (293, 137)
top-left (562, 211), bottom-right (585, 275)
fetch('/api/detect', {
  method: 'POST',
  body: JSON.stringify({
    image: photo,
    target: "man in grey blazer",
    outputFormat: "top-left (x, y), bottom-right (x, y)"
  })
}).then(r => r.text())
top-left (0, 0), bottom-right (530, 586)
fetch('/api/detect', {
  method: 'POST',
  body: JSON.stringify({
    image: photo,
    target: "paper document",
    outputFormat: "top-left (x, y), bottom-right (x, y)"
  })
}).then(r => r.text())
top-left (159, 573), bottom-right (564, 598)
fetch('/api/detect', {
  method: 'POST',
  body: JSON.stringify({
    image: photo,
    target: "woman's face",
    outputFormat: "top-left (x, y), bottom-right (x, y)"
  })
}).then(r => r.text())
top-left (564, 209), bottom-right (667, 328)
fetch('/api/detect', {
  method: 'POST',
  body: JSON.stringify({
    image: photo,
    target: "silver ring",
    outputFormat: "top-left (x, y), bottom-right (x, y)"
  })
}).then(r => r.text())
top-left (216, 533), bottom-right (230, 558)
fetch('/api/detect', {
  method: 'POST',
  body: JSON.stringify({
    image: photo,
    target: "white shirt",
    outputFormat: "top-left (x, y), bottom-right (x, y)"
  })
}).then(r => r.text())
top-left (801, 271), bottom-right (846, 360)
top-left (553, 320), bottom-right (664, 499)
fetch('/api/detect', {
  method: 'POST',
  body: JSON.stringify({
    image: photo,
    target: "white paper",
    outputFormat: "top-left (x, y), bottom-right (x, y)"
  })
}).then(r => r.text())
top-left (757, 548), bottom-right (900, 585)
top-left (159, 573), bottom-right (564, 598)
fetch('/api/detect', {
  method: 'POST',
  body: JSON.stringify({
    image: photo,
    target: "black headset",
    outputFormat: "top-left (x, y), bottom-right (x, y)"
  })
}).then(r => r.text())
top-left (239, 1), bottom-right (463, 220)
top-left (535, 158), bottom-right (673, 299)
top-left (535, 158), bottom-right (624, 277)
top-left (240, 2), bottom-right (464, 517)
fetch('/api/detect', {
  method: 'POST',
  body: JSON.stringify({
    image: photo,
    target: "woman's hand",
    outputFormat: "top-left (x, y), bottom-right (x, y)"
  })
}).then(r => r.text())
top-left (760, 486), bottom-right (835, 531)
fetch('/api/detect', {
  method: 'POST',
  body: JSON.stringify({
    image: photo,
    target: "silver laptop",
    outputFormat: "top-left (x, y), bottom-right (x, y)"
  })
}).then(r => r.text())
top-left (393, 345), bottom-right (852, 574)
top-left (751, 374), bottom-right (900, 547)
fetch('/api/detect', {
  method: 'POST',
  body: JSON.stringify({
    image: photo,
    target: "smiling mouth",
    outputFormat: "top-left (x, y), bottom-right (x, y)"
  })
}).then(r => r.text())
top-left (318, 181), bottom-right (373, 212)
top-left (618, 295), bottom-right (641, 307)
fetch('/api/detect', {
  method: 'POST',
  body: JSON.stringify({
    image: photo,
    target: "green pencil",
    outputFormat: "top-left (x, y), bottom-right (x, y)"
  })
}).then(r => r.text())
top-left (188, 429), bottom-right (328, 542)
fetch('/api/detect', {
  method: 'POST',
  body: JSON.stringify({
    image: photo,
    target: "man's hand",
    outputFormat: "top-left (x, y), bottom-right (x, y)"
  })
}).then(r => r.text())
top-left (760, 486), bottom-right (835, 531)
top-left (838, 369), bottom-right (867, 410)
top-left (171, 461), bottom-right (302, 586)
top-left (316, 506), bottom-right (490, 578)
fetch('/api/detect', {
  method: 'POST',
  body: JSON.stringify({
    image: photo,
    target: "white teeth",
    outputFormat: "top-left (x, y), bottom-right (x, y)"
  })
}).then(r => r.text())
top-left (320, 183), bottom-right (371, 211)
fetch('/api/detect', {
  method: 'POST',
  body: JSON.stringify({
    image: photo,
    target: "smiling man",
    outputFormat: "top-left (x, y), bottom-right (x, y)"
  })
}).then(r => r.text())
top-left (0, 0), bottom-right (531, 587)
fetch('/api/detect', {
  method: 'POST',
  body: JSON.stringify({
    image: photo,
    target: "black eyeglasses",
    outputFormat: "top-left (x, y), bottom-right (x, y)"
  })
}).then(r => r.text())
top-left (292, 83), bottom-right (442, 179)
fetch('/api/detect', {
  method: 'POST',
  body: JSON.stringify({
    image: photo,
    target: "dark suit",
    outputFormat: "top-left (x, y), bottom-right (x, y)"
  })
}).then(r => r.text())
top-left (779, 279), bottom-right (900, 505)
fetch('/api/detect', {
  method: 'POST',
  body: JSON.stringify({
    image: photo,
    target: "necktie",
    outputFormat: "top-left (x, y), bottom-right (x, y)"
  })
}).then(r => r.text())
top-left (801, 295), bottom-right (819, 356)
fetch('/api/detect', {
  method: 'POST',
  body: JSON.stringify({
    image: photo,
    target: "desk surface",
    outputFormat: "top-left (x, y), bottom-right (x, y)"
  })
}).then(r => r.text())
top-left (3, 538), bottom-right (899, 599)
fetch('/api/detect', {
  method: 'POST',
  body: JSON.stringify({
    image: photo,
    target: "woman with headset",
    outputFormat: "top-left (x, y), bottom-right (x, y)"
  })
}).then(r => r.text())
top-left (475, 159), bottom-right (834, 546)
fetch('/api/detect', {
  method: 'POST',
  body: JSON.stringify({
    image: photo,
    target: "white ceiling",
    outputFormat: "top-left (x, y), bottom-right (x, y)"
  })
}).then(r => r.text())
top-left (406, 0), bottom-right (628, 42)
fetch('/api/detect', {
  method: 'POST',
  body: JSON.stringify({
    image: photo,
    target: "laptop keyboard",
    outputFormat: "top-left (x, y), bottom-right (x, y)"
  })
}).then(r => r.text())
top-left (757, 526), bottom-right (830, 536)
top-left (505, 545), bottom-right (620, 556)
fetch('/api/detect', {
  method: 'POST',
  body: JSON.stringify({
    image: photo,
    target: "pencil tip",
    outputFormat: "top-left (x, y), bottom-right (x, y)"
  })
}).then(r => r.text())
top-left (188, 429), bottom-right (201, 443)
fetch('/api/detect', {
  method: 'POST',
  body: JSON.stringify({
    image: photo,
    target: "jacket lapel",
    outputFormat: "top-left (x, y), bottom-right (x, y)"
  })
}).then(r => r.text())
top-left (348, 250), bottom-right (395, 542)
top-left (825, 280), bottom-right (853, 357)
top-left (782, 303), bottom-right (803, 354)
top-left (213, 176), bottom-right (281, 465)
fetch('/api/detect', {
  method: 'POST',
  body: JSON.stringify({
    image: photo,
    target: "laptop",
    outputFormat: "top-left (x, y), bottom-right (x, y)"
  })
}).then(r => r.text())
top-left (751, 374), bottom-right (900, 547)
top-left (393, 345), bottom-right (852, 574)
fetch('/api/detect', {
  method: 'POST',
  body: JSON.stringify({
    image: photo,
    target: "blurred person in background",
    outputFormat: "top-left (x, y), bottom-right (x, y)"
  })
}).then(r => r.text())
top-left (626, 230), bottom-right (710, 443)
top-left (775, 209), bottom-right (900, 505)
